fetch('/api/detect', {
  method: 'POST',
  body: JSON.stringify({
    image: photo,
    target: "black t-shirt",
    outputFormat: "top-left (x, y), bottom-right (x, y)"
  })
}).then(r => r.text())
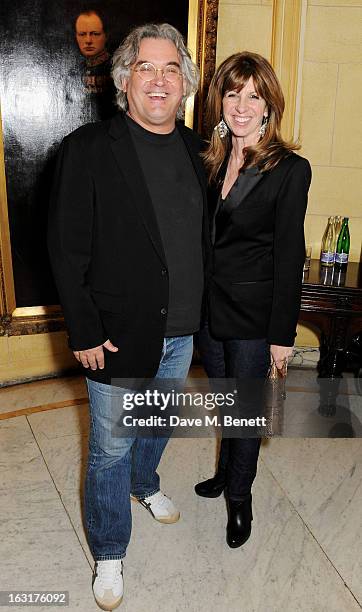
top-left (126, 114), bottom-right (203, 336)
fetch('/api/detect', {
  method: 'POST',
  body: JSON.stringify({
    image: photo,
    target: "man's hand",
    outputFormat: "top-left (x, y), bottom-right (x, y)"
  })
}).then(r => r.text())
top-left (73, 339), bottom-right (118, 370)
top-left (270, 344), bottom-right (293, 371)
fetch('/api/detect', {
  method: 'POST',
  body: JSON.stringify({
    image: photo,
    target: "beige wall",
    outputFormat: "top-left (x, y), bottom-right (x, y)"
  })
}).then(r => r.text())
top-left (298, 0), bottom-right (362, 344)
top-left (0, 332), bottom-right (75, 386)
top-left (216, 0), bottom-right (273, 65)
top-left (300, 0), bottom-right (362, 264)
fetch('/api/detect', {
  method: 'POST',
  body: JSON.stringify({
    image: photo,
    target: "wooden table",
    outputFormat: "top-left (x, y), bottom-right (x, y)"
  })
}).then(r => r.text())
top-left (299, 259), bottom-right (362, 377)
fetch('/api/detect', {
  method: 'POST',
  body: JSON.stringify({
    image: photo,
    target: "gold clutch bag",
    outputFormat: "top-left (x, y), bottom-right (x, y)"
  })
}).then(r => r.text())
top-left (265, 358), bottom-right (288, 436)
top-left (268, 358), bottom-right (288, 381)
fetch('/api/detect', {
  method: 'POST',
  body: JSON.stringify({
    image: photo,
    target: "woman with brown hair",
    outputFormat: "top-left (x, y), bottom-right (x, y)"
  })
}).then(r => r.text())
top-left (195, 51), bottom-right (311, 548)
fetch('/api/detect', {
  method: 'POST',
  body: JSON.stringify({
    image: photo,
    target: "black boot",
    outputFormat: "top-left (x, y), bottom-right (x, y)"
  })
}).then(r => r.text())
top-left (194, 472), bottom-right (226, 498)
top-left (226, 494), bottom-right (253, 548)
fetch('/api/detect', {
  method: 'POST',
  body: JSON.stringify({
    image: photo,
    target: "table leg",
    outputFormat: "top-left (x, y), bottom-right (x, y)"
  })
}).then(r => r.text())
top-left (318, 316), bottom-right (349, 416)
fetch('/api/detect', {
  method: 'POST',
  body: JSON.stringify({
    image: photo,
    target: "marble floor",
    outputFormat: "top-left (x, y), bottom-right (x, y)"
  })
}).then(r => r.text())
top-left (0, 369), bottom-right (361, 612)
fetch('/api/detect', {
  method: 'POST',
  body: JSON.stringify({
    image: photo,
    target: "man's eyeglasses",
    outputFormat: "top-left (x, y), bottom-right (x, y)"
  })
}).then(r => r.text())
top-left (133, 62), bottom-right (182, 83)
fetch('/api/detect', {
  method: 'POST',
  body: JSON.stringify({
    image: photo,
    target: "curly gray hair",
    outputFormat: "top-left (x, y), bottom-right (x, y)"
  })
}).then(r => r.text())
top-left (111, 23), bottom-right (199, 119)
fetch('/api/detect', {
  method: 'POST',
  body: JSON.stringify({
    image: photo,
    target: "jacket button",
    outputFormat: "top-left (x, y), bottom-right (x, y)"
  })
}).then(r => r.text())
top-left (160, 308), bottom-right (167, 315)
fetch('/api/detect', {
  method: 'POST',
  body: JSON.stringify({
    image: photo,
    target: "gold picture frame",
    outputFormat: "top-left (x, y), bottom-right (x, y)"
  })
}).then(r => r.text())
top-left (0, 0), bottom-right (220, 338)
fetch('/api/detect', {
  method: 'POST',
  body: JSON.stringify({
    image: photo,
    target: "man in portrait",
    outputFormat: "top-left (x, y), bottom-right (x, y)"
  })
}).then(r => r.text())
top-left (48, 22), bottom-right (208, 611)
top-left (75, 8), bottom-right (112, 95)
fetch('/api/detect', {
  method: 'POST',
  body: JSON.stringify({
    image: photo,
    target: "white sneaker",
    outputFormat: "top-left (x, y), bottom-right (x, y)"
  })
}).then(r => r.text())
top-left (136, 491), bottom-right (180, 524)
top-left (92, 559), bottom-right (123, 611)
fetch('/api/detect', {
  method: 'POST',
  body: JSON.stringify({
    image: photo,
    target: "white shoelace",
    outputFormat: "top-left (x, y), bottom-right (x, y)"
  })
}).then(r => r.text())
top-left (96, 561), bottom-right (122, 589)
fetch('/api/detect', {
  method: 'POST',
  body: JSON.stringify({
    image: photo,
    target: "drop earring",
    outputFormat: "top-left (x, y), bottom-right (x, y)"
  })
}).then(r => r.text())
top-left (259, 115), bottom-right (268, 138)
top-left (214, 118), bottom-right (229, 139)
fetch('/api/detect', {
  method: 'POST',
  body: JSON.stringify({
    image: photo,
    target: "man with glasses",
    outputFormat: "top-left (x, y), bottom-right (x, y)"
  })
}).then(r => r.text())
top-left (48, 23), bottom-right (208, 610)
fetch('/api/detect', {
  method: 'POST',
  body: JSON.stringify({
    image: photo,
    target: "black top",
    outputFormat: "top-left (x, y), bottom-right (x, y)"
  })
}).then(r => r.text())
top-left (126, 114), bottom-right (203, 336)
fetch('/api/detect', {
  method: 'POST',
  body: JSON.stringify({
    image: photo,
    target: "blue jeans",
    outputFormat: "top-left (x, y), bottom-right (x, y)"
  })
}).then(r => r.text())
top-left (196, 323), bottom-right (270, 500)
top-left (85, 335), bottom-right (193, 560)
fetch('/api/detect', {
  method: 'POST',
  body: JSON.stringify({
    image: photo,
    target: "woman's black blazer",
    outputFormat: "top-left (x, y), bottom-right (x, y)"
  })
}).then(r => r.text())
top-left (208, 152), bottom-right (312, 346)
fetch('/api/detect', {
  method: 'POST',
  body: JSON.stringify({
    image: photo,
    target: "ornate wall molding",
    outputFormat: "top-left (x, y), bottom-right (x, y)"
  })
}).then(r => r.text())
top-left (186, 0), bottom-right (219, 133)
top-left (0, 106), bottom-right (16, 319)
top-left (271, 0), bottom-right (307, 142)
top-left (0, 307), bottom-right (64, 337)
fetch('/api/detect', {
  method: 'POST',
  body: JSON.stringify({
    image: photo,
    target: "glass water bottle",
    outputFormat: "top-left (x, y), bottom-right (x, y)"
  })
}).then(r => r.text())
top-left (320, 216), bottom-right (335, 266)
top-left (335, 217), bottom-right (350, 268)
top-left (333, 216), bottom-right (342, 253)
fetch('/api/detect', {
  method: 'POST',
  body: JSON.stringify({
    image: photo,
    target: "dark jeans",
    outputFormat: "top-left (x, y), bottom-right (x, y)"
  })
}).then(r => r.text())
top-left (196, 323), bottom-right (270, 501)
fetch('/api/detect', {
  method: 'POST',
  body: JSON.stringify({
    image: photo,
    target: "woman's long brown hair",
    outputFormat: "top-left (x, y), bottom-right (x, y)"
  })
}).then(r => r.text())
top-left (203, 52), bottom-right (299, 184)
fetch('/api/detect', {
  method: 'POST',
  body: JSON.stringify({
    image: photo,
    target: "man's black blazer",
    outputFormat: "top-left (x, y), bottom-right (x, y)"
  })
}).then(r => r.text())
top-left (48, 111), bottom-right (210, 383)
top-left (208, 153), bottom-right (311, 346)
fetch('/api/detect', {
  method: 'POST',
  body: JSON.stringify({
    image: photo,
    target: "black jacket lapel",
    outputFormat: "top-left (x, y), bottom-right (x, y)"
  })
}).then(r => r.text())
top-left (108, 113), bottom-right (166, 266)
top-left (212, 168), bottom-right (264, 243)
top-left (221, 169), bottom-right (263, 216)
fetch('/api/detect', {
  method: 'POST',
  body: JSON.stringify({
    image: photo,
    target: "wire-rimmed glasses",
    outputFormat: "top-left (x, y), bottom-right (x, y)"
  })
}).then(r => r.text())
top-left (133, 62), bottom-right (183, 83)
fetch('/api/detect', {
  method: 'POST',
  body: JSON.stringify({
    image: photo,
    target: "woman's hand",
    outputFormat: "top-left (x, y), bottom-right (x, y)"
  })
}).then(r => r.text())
top-left (270, 344), bottom-right (293, 371)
